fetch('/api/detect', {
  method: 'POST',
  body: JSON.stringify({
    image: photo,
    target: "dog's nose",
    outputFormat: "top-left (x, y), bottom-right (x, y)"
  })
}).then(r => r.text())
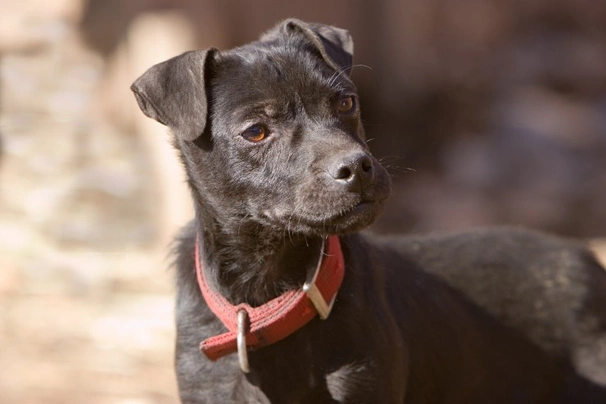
top-left (328, 152), bottom-right (375, 192)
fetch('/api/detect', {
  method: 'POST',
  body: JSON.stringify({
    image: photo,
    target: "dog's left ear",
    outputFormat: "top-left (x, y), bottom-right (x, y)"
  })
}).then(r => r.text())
top-left (130, 49), bottom-right (216, 141)
top-left (262, 19), bottom-right (354, 74)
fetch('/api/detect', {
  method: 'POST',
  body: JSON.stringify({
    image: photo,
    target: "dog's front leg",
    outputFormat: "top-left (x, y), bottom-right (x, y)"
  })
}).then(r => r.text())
top-left (174, 302), bottom-right (270, 403)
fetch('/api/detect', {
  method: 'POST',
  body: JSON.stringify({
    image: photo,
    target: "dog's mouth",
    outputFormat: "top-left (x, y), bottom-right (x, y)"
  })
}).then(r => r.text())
top-left (325, 196), bottom-right (387, 232)
top-left (335, 197), bottom-right (380, 220)
top-left (262, 192), bottom-right (388, 236)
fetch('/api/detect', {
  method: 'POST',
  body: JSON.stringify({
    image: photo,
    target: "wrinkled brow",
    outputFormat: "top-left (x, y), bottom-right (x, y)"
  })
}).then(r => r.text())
top-left (232, 100), bottom-right (292, 122)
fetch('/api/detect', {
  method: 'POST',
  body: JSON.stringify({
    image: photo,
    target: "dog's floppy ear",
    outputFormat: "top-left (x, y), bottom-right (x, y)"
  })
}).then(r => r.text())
top-left (262, 19), bottom-right (354, 74)
top-left (130, 49), bottom-right (216, 141)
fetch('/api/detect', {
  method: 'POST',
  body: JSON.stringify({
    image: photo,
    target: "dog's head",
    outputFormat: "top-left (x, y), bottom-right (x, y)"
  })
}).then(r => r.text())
top-left (131, 19), bottom-right (391, 236)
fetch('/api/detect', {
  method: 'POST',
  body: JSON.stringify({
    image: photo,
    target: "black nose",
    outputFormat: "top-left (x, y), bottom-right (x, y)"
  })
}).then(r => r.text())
top-left (328, 152), bottom-right (375, 192)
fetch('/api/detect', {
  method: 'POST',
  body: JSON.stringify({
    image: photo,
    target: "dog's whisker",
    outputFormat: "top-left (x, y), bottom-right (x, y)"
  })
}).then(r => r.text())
top-left (385, 165), bottom-right (417, 174)
top-left (287, 215), bottom-right (295, 245)
top-left (361, 123), bottom-right (389, 128)
top-left (350, 63), bottom-right (372, 72)
top-left (327, 64), bottom-right (370, 88)
top-left (378, 155), bottom-right (406, 163)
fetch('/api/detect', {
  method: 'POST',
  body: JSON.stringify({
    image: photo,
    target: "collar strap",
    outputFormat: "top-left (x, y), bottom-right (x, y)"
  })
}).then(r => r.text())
top-left (195, 235), bottom-right (345, 361)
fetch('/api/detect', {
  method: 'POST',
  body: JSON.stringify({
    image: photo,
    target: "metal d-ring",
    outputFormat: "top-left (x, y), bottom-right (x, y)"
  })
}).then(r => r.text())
top-left (237, 309), bottom-right (250, 373)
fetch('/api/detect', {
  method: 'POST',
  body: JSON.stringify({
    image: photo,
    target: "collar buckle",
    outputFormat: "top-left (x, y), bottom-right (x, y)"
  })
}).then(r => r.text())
top-left (303, 238), bottom-right (336, 320)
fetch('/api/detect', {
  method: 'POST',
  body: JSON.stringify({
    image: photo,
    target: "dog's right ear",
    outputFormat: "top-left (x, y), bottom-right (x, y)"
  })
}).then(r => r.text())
top-left (262, 19), bottom-right (354, 75)
top-left (130, 49), bottom-right (216, 141)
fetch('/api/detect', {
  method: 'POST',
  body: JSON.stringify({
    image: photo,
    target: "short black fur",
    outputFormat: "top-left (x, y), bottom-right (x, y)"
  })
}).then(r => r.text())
top-left (132, 19), bottom-right (606, 403)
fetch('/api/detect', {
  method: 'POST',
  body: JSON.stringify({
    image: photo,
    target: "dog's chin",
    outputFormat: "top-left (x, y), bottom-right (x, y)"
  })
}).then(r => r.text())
top-left (263, 198), bottom-right (387, 237)
top-left (322, 199), bottom-right (387, 235)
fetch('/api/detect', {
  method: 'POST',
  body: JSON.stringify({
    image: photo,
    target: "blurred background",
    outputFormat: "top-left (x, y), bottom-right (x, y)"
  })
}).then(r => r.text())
top-left (1, 0), bottom-right (605, 403)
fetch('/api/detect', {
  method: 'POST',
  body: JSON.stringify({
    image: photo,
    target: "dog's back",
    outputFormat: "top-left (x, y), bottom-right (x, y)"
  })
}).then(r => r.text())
top-left (391, 228), bottom-right (606, 359)
top-left (377, 228), bottom-right (606, 389)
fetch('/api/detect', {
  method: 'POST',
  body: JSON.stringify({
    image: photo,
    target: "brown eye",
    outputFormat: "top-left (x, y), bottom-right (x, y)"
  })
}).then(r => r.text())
top-left (241, 124), bottom-right (268, 142)
top-left (337, 96), bottom-right (356, 114)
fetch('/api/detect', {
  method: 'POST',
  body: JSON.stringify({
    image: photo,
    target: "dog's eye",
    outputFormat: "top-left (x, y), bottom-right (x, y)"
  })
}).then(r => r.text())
top-left (337, 96), bottom-right (356, 114)
top-left (241, 124), bottom-right (268, 142)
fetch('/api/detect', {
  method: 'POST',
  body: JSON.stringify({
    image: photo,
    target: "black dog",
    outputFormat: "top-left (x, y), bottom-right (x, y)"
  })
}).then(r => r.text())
top-left (131, 19), bottom-right (606, 403)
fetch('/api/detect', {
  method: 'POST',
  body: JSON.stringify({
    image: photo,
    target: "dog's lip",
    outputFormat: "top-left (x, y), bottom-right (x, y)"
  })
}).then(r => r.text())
top-left (260, 186), bottom-right (390, 234)
top-left (337, 197), bottom-right (382, 218)
top-left (304, 195), bottom-right (386, 224)
top-left (339, 201), bottom-right (374, 219)
top-left (263, 197), bottom-right (379, 224)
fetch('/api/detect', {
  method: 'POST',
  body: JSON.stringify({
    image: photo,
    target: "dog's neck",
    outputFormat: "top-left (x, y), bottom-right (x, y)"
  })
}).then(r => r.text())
top-left (193, 201), bottom-right (324, 307)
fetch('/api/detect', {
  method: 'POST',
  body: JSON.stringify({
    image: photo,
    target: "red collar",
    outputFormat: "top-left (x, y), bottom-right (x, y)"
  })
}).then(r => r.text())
top-left (195, 235), bottom-right (345, 362)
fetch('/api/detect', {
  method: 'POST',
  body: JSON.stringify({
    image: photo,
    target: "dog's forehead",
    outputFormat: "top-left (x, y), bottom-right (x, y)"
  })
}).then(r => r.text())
top-left (210, 43), bottom-right (353, 117)
top-left (232, 42), bottom-right (336, 83)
